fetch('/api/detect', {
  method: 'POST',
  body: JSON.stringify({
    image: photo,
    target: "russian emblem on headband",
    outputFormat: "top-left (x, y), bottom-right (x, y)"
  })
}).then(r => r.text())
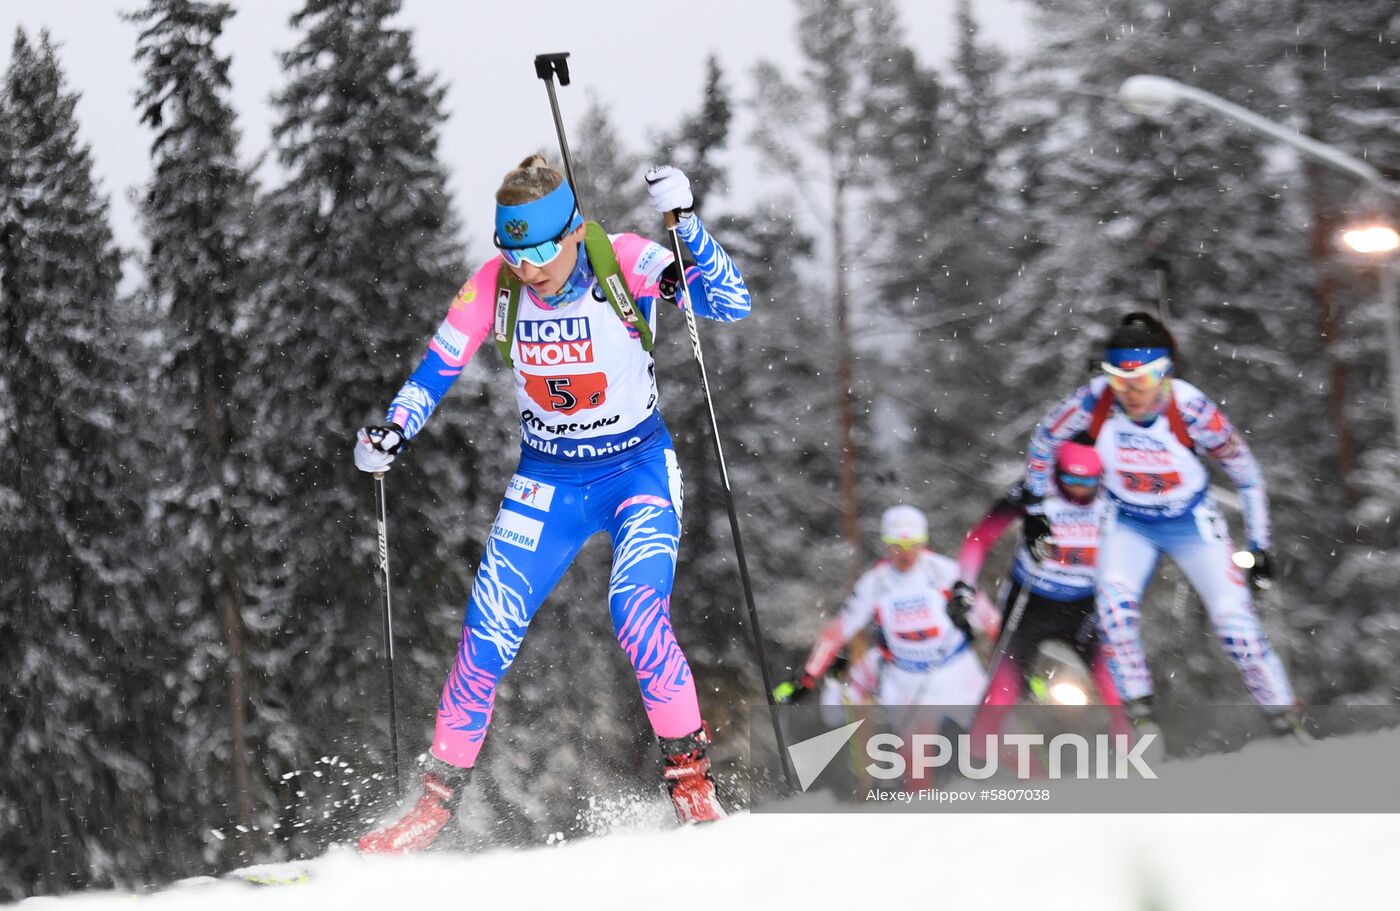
top-left (503, 219), bottom-right (528, 242)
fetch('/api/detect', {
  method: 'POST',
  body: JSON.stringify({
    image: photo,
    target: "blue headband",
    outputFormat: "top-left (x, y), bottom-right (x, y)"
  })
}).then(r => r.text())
top-left (1105, 346), bottom-right (1170, 369)
top-left (494, 180), bottom-right (580, 248)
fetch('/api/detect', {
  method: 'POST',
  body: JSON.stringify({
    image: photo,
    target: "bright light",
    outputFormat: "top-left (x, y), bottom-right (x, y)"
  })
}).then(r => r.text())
top-left (1342, 226), bottom-right (1400, 255)
top-left (1048, 682), bottom-right (1089, 706)
top-left (1232, 550), bottom-right (1256, 570)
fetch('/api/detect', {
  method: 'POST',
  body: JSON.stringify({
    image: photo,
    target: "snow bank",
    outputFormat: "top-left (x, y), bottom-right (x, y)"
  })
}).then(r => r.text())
top-left (16, 732), bottom-right (1396, 909)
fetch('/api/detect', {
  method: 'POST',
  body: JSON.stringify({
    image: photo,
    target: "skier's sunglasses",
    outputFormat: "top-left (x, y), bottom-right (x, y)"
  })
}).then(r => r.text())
top-left (1101, 355), bottom-right (1171, 394)
top-left (881, 536), bottom-right (925, 551)
top-left (1058, 472), bottom-right (1100, 488)
top-left (494, 210), bottom-right (581, 268)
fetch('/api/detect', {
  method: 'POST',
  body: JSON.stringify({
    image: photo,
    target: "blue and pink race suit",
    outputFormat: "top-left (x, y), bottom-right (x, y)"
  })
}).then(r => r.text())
top-left (957, 484), bottom-right (1130, 744)
top-left (1025, 377), bottom-right (1295, 708)
top-left (383, 214), bottom-right (750, 769)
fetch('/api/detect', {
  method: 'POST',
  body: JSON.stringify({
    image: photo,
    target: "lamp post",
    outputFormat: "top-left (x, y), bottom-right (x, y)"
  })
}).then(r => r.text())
top-left (1118, 74), bottom-right (1400, 452)
top-left (1342, 226), bottom-right (1400, 453)
top-left (1119, 76), bottom-right (1400, 198)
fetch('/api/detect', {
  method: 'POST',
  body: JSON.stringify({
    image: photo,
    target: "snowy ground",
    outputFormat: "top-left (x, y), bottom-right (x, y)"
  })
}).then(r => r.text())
top-left (15, 733), bottom-right (1397, 909)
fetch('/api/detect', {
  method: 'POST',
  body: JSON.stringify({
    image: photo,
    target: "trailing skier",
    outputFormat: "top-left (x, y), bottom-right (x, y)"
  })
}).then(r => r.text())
top-left (353, 156), bottom-right (750, 851)
top-left (954, 437), bottom-right (1131, 745)
top-left (775, 506), bottom-right (987, 789)
top-left (1023, 313), bottom-right (1304, 738)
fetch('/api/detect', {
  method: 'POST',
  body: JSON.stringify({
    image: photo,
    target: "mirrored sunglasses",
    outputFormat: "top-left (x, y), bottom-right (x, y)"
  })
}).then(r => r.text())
top-left (1058, 472), bottom-right (1100, 487)
top-left (1102, 355), bottom-right (1171, 394)
top-left (494, 210), bottom-right (579, 268)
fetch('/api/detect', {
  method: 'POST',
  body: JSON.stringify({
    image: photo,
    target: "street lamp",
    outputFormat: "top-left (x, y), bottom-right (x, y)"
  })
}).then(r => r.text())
top-left (1119, 74), bottom-right (1400, 453)
top-left (1342, 225), bottom-right (1400, 454)
top-left (1119, 75), bottom-right (1400, 198)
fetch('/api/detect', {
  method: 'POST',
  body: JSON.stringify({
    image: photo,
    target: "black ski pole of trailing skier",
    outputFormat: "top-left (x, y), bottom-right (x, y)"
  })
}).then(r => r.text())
top-left (975, 567), bottom-right (1042, 708)
top-left (534, 52), bottom-right (797, 790)
top-left (373, 472), bottom-right (403, 801)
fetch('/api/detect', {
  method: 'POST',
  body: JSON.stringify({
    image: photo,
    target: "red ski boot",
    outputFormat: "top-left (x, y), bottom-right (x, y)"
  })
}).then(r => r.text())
top-left (660, 726), bottom-right (726, 825)
top-left (357, 757), bottom-right (471, 854)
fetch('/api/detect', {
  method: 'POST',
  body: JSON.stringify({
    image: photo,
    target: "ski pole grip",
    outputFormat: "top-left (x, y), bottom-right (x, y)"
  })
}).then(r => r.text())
top-left (664, 210), bottom-right (680, 230)
top-left (534, 52), bottom-right (571, 85)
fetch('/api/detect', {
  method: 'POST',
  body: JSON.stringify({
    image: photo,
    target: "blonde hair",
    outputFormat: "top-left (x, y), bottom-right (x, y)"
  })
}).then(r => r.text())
top-left (496, 153), bottom-right (564, 205)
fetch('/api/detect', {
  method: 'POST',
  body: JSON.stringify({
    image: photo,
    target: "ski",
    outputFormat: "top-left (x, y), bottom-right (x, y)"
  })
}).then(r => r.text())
top-left (221, 861), bottom-right (315, 887)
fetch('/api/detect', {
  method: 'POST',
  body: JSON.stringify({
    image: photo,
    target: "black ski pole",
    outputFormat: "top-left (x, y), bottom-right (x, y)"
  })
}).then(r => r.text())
top-left (372, 472), bottom-right (402, 801)
top-left (659, 211), bottom-right (798, 789)
top-left (533, 53), bottom-right (586, 216)
top-left (974, 566), bottom-right (1042, 709)
top-left (533, 52), bottom-right (797, 790)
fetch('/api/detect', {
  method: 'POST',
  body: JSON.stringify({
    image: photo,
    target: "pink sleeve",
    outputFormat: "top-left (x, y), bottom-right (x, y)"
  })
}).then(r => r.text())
top-left (802, 568), bottom-right (882, 681)
top-left (426, 257), bottom-right (502, 368)
top-left (803, 617), bottom-right (850, 682)
top-left (610, 232), bottom-right (675, 302)
top-left (957, 501), bottom-right (1023, 584)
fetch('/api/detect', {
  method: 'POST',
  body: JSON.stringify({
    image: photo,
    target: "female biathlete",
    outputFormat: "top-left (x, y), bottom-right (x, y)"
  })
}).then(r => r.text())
top-left (955, 438), bottom-right (1131, 745)
top-left (353, 157), bottom-right (751, 851)
top-left (1023, 313), bottom-right (1303, 738)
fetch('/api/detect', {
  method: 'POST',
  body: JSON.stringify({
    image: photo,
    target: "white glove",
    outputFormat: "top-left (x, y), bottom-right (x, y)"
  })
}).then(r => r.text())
top-left (644, 165), bottom-right (693, 214)
top-left (354, 424), bottom-right (405, 473)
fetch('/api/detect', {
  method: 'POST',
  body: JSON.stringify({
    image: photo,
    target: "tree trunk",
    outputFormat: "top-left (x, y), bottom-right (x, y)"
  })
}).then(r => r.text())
top-left (1305, 170), bottom-right (1357, 505)
top-left (203, 352), bottom-right (252, 829)
top-left (833, 172), bottom-right (861, 577)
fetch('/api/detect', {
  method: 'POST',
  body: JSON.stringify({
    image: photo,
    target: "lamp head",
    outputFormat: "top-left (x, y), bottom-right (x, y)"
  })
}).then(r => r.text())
top-left (1341, 224), bottom-right (1400, 255)
top-left (1118, 75), bottom-right (1183, 117)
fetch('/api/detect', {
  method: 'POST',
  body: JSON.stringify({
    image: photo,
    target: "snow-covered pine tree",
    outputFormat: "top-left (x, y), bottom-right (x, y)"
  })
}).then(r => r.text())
top-left (128, 0), bottom-right (285, 868)
top-left (649, 58), bottom-right (750, 680)
top-left (569, 93), bottom-right (651, 235)
top-left (254, 0), bottom-right (484, 846)
top-left (0, 28), bottom-right (154, 899)
top-left (1278, 0), bottom-right (1400, 698)
top-left (908, 0), bottom-right (1023, 540)
top-left (652, 55), bottom-right (731, 211)
top-left (752, 0), bottom-right (930, 574)
top-left (852, 0), bottom-right (1025, 550)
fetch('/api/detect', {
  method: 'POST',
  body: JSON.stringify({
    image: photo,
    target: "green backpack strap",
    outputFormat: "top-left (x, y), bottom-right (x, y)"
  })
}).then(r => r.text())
top-left (493, 221), bottom-right (654, 369)
top-left (494, 268), bottom-right (523, 369)
top-left (584, 221), bottom-right (654, 353)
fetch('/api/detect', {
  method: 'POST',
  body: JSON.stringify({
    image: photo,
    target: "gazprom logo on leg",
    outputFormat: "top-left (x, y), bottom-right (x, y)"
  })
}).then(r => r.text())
top-left (491, 510), bottom-right (544, 552)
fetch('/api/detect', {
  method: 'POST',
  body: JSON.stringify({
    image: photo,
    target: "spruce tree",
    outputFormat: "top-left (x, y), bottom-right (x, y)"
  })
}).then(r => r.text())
top-left (0, 28), bottom-right (152, 898)
top-left (653, 55), bottom-right (732, 210)
top-left (751, 0), bottom-right (919, 573)
top-left (855, 3), bottom-right (1017, 538)
top-left (571, 93), bottom-right (650, 234)
top-left (129, 0), bottom-right (269, 862)
top-left (1280, 0), bottom-right (1400, 696)
top-left (254, 0), bottom-right (481, 844)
